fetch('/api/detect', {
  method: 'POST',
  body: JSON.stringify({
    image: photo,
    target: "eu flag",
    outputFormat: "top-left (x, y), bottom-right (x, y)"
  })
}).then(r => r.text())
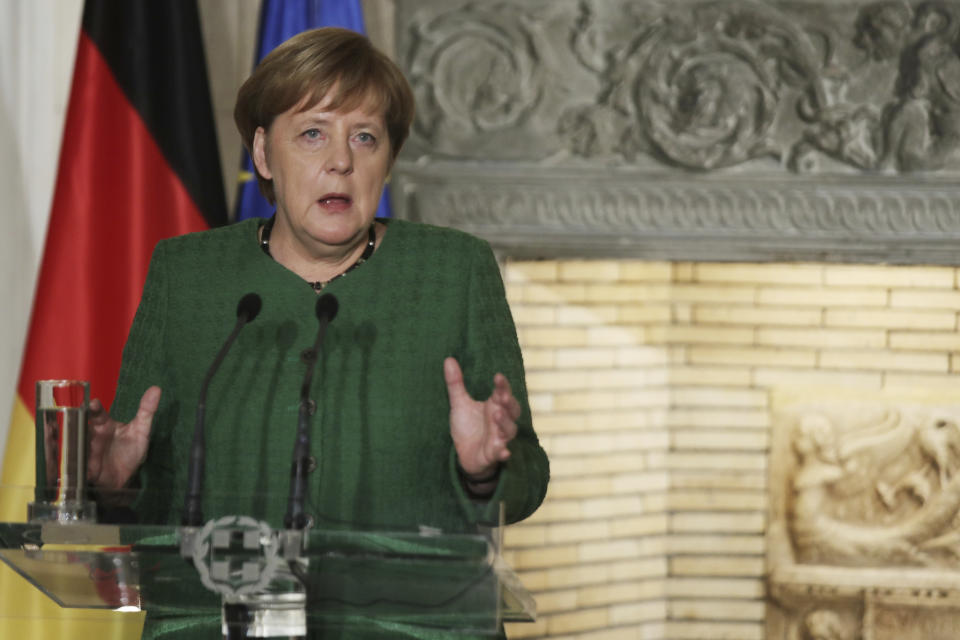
top-left (234, 0), bottom-right (392, 221)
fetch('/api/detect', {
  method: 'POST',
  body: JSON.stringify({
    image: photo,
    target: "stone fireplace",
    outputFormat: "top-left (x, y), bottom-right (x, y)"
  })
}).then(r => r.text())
top-left (380, 0), bottom-right (960, 638)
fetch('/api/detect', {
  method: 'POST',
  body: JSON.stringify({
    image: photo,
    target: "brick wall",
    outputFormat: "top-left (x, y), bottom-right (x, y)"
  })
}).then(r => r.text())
top-left (501, 260), bottom-right (960, 640)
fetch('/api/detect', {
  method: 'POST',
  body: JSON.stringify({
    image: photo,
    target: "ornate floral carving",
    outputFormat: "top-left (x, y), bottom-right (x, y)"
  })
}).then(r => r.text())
top-left (787, 408), bottom-right (960, 568)
top-left (405, 1), bottom-right (543, 152)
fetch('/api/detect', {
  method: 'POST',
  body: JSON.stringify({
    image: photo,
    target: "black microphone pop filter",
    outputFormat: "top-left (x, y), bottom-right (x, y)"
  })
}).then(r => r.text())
top-left (237, 293), bottom-right (262, 322)
top-left (315, 293), bottom-right (338, 322)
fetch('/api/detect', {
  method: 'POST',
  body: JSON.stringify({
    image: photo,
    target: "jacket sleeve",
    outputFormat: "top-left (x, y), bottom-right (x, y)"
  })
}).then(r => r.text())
top-left (450, 240), bottom-right (550, 526)
top-left (109, 241), bottom-right (176, 524)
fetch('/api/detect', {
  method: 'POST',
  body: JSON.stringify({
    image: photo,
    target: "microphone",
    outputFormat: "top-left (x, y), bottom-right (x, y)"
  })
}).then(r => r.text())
top-left (285, 293), bottom-right (338, 530)
top-left (182, 293), bottom-right (262, 527)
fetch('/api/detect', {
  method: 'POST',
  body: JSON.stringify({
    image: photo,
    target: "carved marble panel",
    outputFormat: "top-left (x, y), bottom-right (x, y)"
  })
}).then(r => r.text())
top-left (391, 0), bottom-right (960, 263)
top-left (768, 389), bottom-right (960, 639)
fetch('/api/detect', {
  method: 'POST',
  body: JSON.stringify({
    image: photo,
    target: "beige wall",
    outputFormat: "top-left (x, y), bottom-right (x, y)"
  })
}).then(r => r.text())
top-left (502, 258), bottom-right (960, 639)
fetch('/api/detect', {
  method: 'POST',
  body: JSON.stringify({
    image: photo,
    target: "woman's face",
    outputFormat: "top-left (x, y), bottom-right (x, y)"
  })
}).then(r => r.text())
top-left (253, 94), bottom-right (391, 254)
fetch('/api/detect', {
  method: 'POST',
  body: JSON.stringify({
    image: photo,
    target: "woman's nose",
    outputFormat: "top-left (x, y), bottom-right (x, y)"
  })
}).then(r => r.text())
top-left (326, 138), bottom-right (353, 174)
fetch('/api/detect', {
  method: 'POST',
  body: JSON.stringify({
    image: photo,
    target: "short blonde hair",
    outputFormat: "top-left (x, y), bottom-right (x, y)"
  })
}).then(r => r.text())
top-left (234, 27), bottom-right (415, 204)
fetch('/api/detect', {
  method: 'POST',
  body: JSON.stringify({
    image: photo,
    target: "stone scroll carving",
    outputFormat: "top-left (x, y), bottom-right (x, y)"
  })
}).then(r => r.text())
top-left (789, 408), bottom-right (960, 568)
top-left (391, 0), bottom-right (960, 263)
top-left (767, 393), bottom-right (960, 640)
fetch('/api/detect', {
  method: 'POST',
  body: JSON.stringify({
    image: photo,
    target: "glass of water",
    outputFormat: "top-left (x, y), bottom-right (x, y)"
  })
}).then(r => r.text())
top-left (28, 379), bottom-right (97, 522)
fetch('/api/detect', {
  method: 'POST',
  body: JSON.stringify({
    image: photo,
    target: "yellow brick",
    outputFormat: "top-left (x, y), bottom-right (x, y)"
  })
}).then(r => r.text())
top-left (521, 282), bottom-right (588, 303)
top-left (672, 262), bottom-right (696, 282)
top-left (580, 624), bottom-right (664, 640)
top-left (510, 304), bottom-right (557, 325)
top-left (891, 288), bottom-right (960, 309)
top-left (519, 347), bottom-right (555, 369)
top-left (670, 431), bottom-right (769, 451)
top-left (610, 600), bottom-right (668, 624)
top-left (512, 545), bottom-right (579, 570)
top-left (556, 305), bottom-right (620, 325)
top-left (543, 563), bottom-right (611, 589)
top-left (610, 558), bottom-right (669, 581)
top-left (757, 327), bottom-right (886, 349)
top-left (885, 371), bottom-right (960, 388)
top-left (666, 452), bottom-right (766, 472)
top-left (581, 496), bottom-right (646, 518)
top-left (576, 581), bottom-right (656, 608)
top-left (620, 261), bottom-right (673, 281)
top-left (528, 393), bottom-right (554, 413)
top-left (669, 284), bottom-right (757, 303)
top-left (666, 409), bottom-right (769, 429)
top-left (550, 433), bottom-right (663, 456)
top-left (666, 577), bottom-right (764, 598)
top-left (559, 260), bottom-right (621, 281)
top-left (547, 520), bottom-right (611, 544)
top-left (613, 472), bottom-right (670, 493)
top-left (824, 264), bottom-right (955, 288)
top-left (665, 621), bottom-right (763, 640)
top-left (546, 608), bottom-right (610, 634)
top-left (504, 619), bottom-right (549, 638)
top-left (504, 260), bottom-right (559, 282)
top-left (504, 283), bottom-right (524, 303)
top-left (890, 331), bottom-right (960, 351)
top-left (693, 305), bottom-right (822, 326)
top-left (668, 366), bottom-right (752, 386)
top-left (760, 285), bottom-right (888, 307)
top-left (694, 263), bottom-right (823, 285)
top-left (610, 515), bottom-right (670, 537)
top-left (670, 512), bottom-right (765, 534)
top-left (584, 409), bottom-right (668, 431)
top-left (670, 471), bottom-right (766, 491)
top-left (554, 347), bottom-right (617, 368)
top-left (523, 498), bottom-right (584, 524)
top-left (667, 536), bottom-right (764, 555)
top-left (819, 349), bottom-right (947, 372)
top-left (618, 303), bottom-right (673, 323)
top-left (616, 346), bottom-right (671, 366)
top-left (688, 346), bottom-right (816, 367)
top-left (668, 599), bottom-right (765, 621)
top-left (585, 283), bottom-right (671, 303)
top-left (519, 327), bottom-right (588, 347)
top-left (503, 524), bottom-right (547, 547)
top-left (953, 356), bottom-right (960, 374)
top-left (535, 588), bottom-right (579, 613)
top-left (553, 388), bottom-right (670, 412)
top-left (587, 325), bottom-right (647, 346)
top-left (753, 367), bottom-right (882, 389)
top-left (669, 555), bottom-right (765, 577)
top-left (667, 490), bottom-right (766, 511)
top-left (579, 539), bottom-right (647, 563)
top-left (672, 387), bottom-right (767, 407)
top-left (825, 307), bottom-right (955, 329)
top-left (645, 325), bottom-right (754, 345)
top-left (548, 477), bottom-right (615, 499)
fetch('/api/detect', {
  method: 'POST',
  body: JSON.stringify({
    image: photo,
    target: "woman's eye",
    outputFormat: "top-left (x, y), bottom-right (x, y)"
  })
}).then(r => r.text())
top-left (354, 132), bottom-right (376, 145)
top-left (302, 128), bottom-right (322, 140)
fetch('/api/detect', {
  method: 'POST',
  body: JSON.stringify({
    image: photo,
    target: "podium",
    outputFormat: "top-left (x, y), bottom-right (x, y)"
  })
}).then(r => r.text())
top-left (0, 486), bottom-right (535, 638)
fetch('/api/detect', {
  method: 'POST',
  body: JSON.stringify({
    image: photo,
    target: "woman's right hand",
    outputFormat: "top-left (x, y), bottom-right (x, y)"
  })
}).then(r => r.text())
top-left (87, 386), bottom-right (161, 491)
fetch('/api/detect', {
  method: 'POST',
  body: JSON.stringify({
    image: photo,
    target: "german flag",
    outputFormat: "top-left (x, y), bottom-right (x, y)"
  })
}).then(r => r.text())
top-left (0, 1), bottom-right (225, 637)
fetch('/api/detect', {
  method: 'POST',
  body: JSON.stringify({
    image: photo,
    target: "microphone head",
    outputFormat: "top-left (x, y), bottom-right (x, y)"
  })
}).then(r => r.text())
top-left (315, 293), bottom-right (339, 322)
top-left (237, 293), bottom-right (262, 322)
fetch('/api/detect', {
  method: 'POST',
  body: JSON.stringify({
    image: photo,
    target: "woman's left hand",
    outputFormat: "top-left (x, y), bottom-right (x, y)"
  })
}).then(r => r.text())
top-left (444, 356), bottom-right (521, 479)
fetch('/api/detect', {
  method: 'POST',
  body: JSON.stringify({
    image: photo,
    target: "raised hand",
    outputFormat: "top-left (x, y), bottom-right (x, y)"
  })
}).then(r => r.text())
top-left (444, 357), bottom-right (520, 480)
top-left (87, 386), bottom-right (161, 492)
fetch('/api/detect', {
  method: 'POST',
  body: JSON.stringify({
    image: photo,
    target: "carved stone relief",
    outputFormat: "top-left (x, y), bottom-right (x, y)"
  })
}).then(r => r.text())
top-left (391, 0), bottom-right (960, 263)
top-left (768, 391), bottom-right (960, 640)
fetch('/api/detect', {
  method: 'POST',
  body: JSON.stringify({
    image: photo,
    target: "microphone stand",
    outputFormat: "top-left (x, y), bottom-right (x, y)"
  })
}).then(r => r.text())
top-left (285, 294), bottom-right (338, 531)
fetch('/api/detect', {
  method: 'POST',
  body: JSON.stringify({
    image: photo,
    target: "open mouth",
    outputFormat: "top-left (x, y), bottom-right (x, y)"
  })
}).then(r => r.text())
top-left (319, 193), bottom-right (352, 206)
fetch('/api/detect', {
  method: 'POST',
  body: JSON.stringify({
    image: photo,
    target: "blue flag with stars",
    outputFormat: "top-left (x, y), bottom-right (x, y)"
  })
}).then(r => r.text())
top-left (234, 0), bottom-right (392, 221)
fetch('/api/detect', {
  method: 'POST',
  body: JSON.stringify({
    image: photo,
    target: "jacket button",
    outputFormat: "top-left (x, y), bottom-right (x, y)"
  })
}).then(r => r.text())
top-left (306, 455), bottom-right (317, 473)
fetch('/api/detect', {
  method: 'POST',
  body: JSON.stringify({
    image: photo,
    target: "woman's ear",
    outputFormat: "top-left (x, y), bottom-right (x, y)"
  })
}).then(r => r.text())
top-left (252, 126), bottom-right (272, 180)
